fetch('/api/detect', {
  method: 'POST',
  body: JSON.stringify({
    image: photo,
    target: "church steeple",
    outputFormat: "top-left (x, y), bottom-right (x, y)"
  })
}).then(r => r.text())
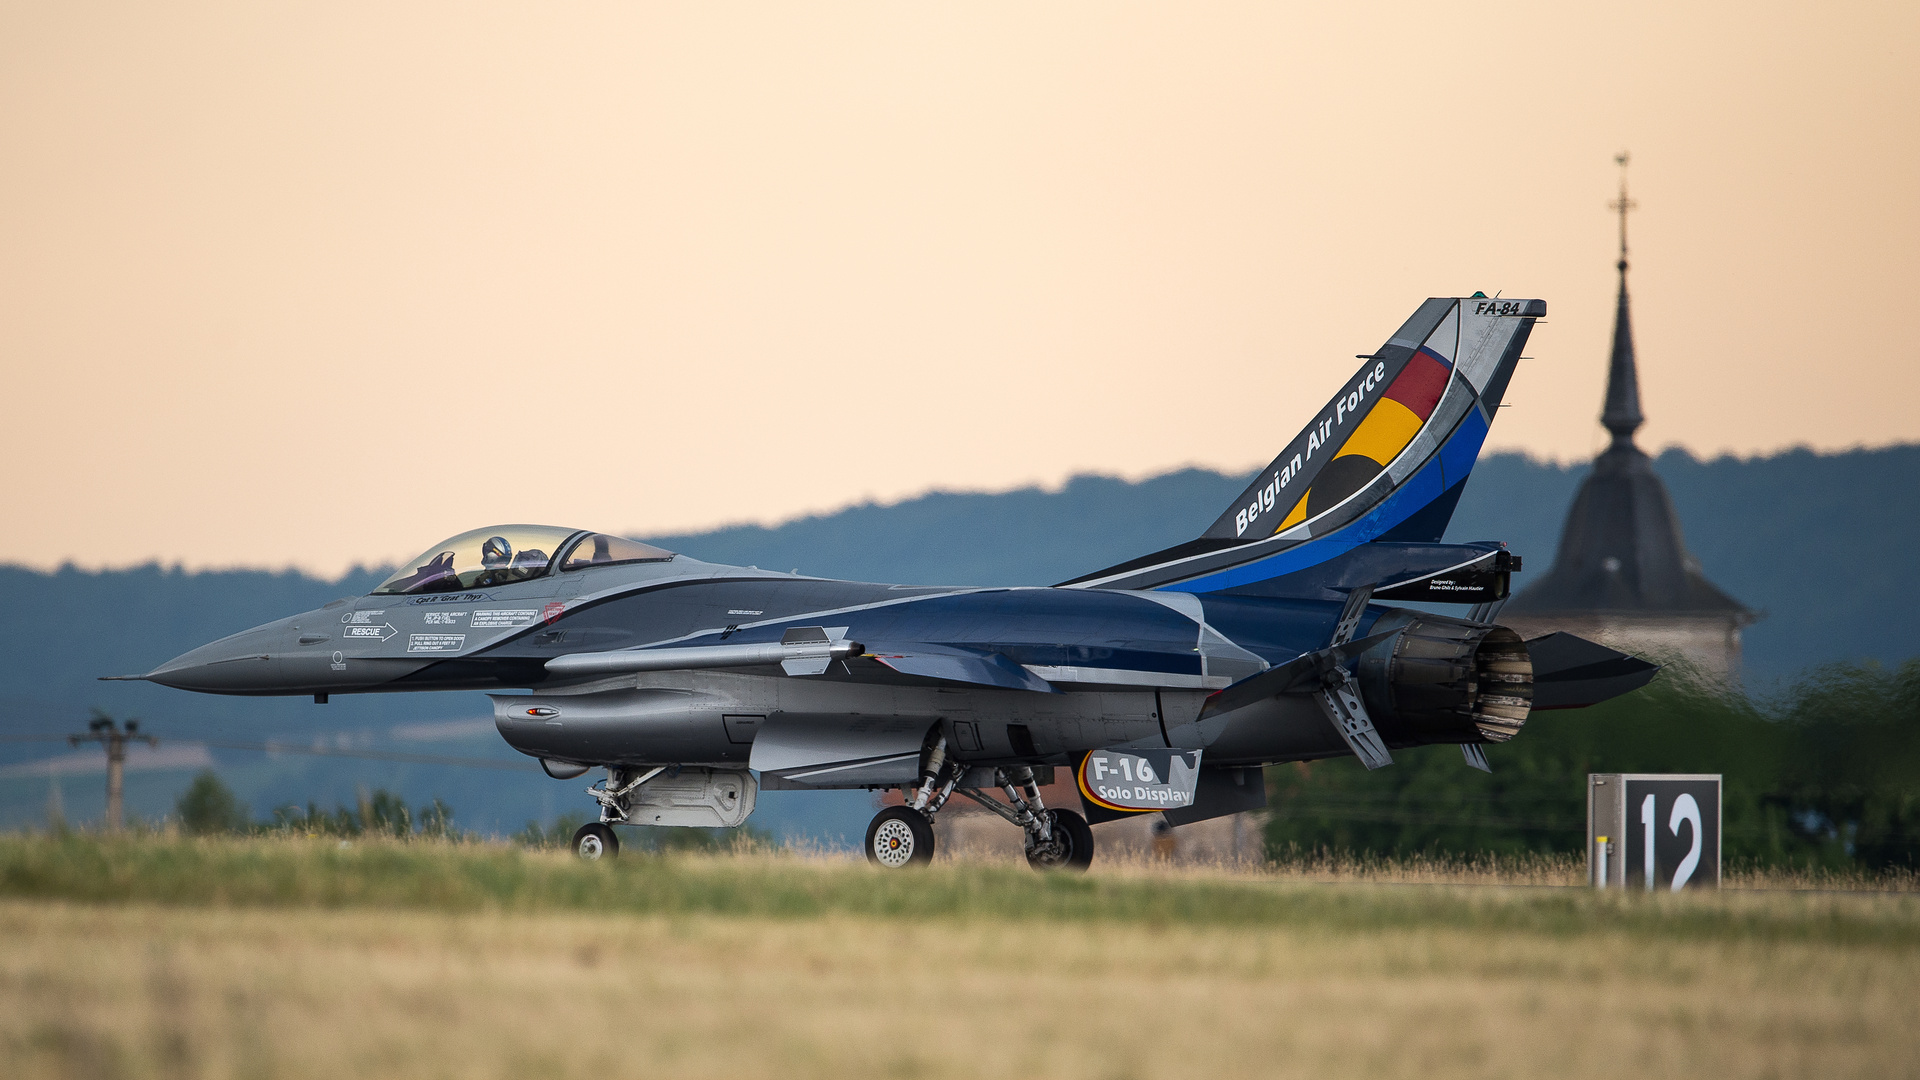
top-left (1601, 152), bottom-right (1644, 447)
top-left (1507, 153), bottom-right (1754, 646)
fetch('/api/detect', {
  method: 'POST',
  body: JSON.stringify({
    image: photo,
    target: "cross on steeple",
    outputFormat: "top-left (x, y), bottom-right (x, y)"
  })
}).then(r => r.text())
top-left (1610, 151), bottom-right (1637, 272)
top-left (1601, 151), bottom-right (1644, 445)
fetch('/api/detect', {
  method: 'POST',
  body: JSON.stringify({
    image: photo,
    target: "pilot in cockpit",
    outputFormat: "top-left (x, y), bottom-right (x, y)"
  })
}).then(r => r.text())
top-left (473, 535), bottom-right (549, 587)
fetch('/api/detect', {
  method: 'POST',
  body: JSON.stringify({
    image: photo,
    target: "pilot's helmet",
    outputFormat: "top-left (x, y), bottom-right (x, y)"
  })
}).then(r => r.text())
top-left (480, 536), bottom-right (513, 568)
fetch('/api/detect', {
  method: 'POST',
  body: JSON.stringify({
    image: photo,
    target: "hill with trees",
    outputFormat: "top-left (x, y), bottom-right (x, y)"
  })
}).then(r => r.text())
top-left (1, 444), bottom-right (1914, 859)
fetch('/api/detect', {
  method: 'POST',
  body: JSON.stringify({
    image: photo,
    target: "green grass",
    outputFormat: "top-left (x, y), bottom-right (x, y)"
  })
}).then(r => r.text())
top-left (3, 833), bottom-right (1917, 947)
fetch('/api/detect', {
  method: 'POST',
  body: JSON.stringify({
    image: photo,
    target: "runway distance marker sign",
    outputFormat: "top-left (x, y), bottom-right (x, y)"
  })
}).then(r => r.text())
top-left (1588, 773), bottom-right (1721, 890)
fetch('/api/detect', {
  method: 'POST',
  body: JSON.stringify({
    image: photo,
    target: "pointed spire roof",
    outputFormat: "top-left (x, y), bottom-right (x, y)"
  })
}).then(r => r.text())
top-left (1602, 278), bottom-right (1644, 445)
top-left (1509, 156), bottom-right (1752, 621)
top-left (1601, 154), bottom-right (1644, 444)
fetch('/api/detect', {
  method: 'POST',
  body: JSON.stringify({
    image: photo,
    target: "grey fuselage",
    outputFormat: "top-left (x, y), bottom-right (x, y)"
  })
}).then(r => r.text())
top-left (143, 552), bottom-right (1518, 783)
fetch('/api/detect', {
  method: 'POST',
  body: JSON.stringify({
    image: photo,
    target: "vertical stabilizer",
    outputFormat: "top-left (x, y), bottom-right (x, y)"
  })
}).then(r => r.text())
top-left (1063, 296), bottom-right (1542, 592)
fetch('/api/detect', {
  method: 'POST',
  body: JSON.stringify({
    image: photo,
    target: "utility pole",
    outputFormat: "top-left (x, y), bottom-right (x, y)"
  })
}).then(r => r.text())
top-left (69, 715), bottom-right (156, 833)
top-left (46, 760), bottom-right (65, 832)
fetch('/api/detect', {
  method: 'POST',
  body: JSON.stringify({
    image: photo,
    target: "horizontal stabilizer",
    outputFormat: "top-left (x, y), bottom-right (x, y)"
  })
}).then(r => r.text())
top-left (1526, 632), bottom-right (1659, 709)
top-left (865, 643), bottom-right (1058, 693)
top-left (1198, 629), bottom-right (1399, 719)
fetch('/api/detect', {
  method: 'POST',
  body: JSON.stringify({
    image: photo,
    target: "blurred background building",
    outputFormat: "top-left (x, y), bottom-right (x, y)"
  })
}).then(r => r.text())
top-left (1504, 166), bottom-right (1755, 681)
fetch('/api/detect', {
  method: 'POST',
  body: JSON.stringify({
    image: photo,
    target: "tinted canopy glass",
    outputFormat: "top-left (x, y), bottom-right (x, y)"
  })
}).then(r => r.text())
top-left (560, 533), bottom-right (675, 571)
top-left (375, 525), bottom-right (582, 595)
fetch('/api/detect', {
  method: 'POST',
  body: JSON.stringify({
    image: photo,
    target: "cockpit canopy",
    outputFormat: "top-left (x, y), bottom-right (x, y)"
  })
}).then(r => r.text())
top-left (373, 525), bottom-right (674, 595)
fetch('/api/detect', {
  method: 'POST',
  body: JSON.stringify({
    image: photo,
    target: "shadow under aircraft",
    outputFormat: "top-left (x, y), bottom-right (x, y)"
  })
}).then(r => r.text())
top-left (113, 295), bottom-right (1653, 869)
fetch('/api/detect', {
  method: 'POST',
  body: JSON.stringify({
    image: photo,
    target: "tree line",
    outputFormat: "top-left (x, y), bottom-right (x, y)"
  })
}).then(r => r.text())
top-left (1264, 659), bottom-right (1920, 869)
top-left (174, 776), bottom-right (457, 839)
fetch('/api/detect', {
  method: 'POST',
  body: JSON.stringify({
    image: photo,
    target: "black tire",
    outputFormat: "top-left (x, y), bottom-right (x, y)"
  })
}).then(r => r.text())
top-left (572, 822), bottom-right (619, 861)
top-left (1025, 808), bottom-right (1094, 872)
top-left (865, 806), bottom-right (935, 868)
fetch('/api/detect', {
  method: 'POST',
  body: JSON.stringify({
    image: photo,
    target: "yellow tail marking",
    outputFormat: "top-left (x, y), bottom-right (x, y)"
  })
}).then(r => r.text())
top-left (1271, 493), bottom-right (1309, 534)
top-left (1335, 397), bottom-right (1423, 467)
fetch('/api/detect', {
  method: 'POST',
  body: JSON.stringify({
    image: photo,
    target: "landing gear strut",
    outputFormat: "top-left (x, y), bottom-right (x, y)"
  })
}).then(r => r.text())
top-left (861, 742), bottom-right (1096, 872)
top-left (586, 765), bottom-right (665, 824)
top-left (1022, 807), bottom-right (1094, 870)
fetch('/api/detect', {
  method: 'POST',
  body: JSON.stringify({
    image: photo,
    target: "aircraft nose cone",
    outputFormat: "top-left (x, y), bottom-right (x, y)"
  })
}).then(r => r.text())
top-left (144, 634), bottom-right (283, 693)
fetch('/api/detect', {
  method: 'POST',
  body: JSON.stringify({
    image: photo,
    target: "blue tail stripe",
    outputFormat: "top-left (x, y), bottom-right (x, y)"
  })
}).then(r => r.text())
top-left (1438, 406), bottom-right (1491, 490)
top-left (1349, 454), bottom-right (1448, 544)
top-left (1164, 415), bottom-right (1480, 594)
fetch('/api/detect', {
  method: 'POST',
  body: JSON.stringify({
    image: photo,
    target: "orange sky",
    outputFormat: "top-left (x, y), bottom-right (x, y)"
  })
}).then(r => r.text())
top-left (3, 1), bottom-right (1916, 576)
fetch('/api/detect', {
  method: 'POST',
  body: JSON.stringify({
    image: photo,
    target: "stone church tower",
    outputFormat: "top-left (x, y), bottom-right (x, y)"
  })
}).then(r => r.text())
top-left (1503, 157), bottom-right (1755, 682)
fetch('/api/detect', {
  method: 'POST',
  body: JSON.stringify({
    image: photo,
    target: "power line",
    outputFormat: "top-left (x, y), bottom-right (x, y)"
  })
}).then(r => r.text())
top-left (197, 739), bottom-right (531, 772)
top-left (0, 733), bottom-right (531, 772)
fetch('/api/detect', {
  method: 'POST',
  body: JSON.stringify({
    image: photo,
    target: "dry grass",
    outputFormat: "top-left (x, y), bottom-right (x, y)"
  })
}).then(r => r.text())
top-left (930, 834), bottom-right (1920, 892)
top-left (3, 836), bottom-right (1919, 1079)
top-left (4, 899), bottom-right (1918, 1080)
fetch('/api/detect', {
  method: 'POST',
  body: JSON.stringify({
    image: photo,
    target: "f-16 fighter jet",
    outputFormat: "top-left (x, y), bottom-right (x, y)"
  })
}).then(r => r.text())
top-left (114, 295), bottom-right (1654, 868)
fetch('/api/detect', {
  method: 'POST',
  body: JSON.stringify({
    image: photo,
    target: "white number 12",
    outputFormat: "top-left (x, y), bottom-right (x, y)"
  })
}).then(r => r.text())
top-left (1642, 794), bottom-right (1656, 891)
top-left (1641, 791), bottom-right (1704, 891)
top-left (1669, 794), bottom-right (1702, 890)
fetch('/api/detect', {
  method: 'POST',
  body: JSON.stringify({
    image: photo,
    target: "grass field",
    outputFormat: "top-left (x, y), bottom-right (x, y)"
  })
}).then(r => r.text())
top-left (3, 835), bottom-right (1918, 1079)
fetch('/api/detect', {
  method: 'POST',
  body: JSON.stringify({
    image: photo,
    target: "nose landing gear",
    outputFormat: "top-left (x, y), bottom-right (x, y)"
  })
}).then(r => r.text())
top-left (571, 822), bottom-right (619, 860)
top-left (568, 765), bottom-right (665, 861)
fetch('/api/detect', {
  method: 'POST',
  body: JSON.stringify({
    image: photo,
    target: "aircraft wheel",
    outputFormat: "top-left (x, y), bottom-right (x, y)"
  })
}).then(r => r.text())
top-left (865, 806), bottom-right (935, 868)
top-left (572, 822), bottom-right (619, 861)
top-left (1025, 808), bottom-right (1094, 872)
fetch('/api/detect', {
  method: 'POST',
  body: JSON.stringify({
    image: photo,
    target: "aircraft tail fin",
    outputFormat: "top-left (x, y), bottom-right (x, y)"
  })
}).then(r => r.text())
top-left (1063, 295), bottom-right (1542, 592)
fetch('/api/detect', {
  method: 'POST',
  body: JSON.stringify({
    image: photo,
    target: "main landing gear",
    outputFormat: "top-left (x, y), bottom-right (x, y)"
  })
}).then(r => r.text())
top-left (862, 735), bottom-right (1094, 872)
top-left (866, 806), bottom-right (935, 867)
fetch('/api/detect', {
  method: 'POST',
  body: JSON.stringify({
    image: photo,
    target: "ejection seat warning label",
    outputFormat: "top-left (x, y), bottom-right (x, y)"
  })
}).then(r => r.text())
top-left (470, 609), bottom-right (538, 629)
top-left (407, 634), bottom-right (465, 653)
top-left (1076, 749), bottom-right (1202, 812)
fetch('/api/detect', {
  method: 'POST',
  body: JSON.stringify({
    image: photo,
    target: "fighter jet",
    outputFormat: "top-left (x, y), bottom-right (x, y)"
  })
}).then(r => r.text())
top-left (113, 295), bottom-right (1655, 868)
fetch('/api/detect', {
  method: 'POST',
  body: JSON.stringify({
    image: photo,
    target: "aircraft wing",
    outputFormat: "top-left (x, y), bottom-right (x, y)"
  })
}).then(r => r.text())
top-left (543, 628), bottom-right (1063, 693)
top-left (862, 643), bottom-right (1059, 693)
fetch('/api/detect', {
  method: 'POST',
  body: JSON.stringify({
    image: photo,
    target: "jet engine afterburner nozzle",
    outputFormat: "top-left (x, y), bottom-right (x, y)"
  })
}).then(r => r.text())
top-left (1357, 612), bottom-right (1535, 745)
